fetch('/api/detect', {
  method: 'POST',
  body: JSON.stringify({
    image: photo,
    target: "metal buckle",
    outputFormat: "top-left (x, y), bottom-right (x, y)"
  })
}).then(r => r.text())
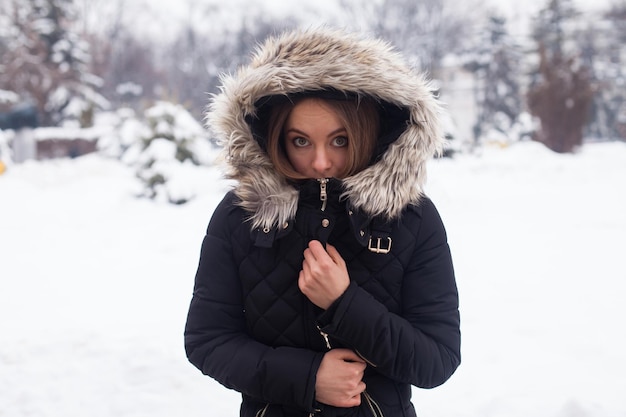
top-left (367, 237), bottom-right (392, 254)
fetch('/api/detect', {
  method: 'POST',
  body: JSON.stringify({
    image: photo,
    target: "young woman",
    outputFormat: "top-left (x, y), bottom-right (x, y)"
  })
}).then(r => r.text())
top-left (185, 28), bottom-right (461, 417)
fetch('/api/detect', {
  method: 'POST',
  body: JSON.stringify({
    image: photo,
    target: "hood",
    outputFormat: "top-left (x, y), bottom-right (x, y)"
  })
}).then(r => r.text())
top-left (207, 28), bottom-right (445, 231)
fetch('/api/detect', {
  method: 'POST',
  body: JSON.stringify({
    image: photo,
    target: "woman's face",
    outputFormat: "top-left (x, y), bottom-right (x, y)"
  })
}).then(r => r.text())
top-left (283, 98), bottom-right (349, 179)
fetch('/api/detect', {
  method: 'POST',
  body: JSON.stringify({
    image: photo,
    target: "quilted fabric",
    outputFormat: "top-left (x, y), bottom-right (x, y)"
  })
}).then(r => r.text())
top-left (184, 27), bottom-right (460, 417)
top-left (185, 183), bottom-right (460, 416)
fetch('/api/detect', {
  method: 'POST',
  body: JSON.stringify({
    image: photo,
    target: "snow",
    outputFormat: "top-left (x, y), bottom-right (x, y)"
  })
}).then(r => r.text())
top-left (0, 89), bottom-right (19, 105)
top-left (1, 140), bottom-right (625, 416)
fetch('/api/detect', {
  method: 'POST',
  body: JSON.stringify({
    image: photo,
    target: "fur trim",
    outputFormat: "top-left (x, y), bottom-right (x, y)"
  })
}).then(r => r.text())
top-left (207, 28), bottom-right (444, 230)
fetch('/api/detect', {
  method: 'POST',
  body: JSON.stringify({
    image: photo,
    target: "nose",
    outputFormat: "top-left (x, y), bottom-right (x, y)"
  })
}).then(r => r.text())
top-left (312, 147), bottom-right (332, 175)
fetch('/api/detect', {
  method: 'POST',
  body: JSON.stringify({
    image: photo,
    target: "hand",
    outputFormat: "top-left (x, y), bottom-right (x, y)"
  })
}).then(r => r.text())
top-left (298, 241), bottom-right (350, 310)
top-left (316, 349), bottom-right (366, 407)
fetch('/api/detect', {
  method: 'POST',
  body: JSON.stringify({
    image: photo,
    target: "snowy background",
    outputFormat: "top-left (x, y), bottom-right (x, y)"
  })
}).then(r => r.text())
top-left (1, 0), bottom-right (624, 415)
top-left (1, 138), bottom-right (625, 416)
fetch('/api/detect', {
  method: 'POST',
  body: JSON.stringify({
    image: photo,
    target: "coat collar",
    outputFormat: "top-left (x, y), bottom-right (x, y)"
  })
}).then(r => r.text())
top-left (249, 178), bottom-right (385, 249)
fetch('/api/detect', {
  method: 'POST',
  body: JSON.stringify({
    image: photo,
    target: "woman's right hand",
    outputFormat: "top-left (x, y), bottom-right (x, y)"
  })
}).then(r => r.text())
top-left (315, 348), bottom-right (366, 407)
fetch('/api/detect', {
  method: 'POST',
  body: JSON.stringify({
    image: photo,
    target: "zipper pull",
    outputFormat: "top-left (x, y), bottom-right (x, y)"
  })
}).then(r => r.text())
top-left (318, 178), bottom-right (328, 212)
top-left (317, 325), bottom-right (331, 350)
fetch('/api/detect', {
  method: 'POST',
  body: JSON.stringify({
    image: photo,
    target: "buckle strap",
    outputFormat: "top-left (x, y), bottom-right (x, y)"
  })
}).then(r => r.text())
top-left (367, 236), bottom-right (392, 254)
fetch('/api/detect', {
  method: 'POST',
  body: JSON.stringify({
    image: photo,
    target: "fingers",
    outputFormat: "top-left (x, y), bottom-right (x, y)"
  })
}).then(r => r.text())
top-left (300, 241), bottom-right (349, 310)
top-left (334, 348), bottom-right (366, 364)
top-left (316, 349), bottom-right (367, 407)
top-left (305, 241), bottom-right (344, 266)
top-left (304, 241), bottom-right (325, 267)
top-left (325, 244), bottom-right (346, 267)
top-left (302, 241), bottom-right (330, 276)
top-left (307, 239), bottom-right (325, 255)
top-left (339, 382), bottom-right (366, 407)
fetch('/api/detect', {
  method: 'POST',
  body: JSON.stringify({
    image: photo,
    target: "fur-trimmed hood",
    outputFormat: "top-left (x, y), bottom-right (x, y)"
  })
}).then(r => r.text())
top-left (207, 28), bottom-right (445, 231)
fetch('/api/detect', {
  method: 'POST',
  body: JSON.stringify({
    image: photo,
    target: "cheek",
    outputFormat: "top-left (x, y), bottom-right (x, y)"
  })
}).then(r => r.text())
top-left (285, 147), bottom-right (307, 171)
top-left (333, 149), bottom-right (349, 170)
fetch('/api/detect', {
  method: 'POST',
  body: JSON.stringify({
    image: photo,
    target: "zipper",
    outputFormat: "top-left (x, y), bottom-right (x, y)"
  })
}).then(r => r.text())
top-left (316, 325), bottom-right (332, 349)
top-left (315, 325), bottom-right (377, 365)
top-left (255, 403), bottom-right (269, 417)
top-left (355, 349), bottom-right (378, 368)
top-left (317, 178), bottom-right (328, 212)
top-left (362, 391), bottom-right (384, 417)
top-left (308, 406), bottom-right (323, 417)
top-left (315, 326), bottom-right (382, 416)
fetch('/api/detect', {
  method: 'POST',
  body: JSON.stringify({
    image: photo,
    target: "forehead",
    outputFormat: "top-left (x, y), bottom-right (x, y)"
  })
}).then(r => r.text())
top-left (286, 98), bottom-right (343, 126)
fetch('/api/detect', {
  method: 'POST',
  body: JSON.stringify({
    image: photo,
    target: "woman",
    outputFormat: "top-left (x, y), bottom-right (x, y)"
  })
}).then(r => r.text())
top-left (185, 28), bottom-right (460, 417)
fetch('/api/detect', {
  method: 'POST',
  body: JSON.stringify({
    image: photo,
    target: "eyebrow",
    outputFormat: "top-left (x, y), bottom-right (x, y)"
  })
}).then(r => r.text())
top-left (285, 127), bottom-right (347, 137)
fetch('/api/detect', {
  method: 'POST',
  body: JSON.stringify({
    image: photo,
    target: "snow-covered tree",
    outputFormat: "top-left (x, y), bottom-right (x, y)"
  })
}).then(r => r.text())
top-left (579, 2), bottom-right (626, 140)
top-left (606, 2), bottom-right (626, 140)
top-left (101, 29), bottom-right (161, 111)
top-left (160, 5), bottom-right (294, 120)
top-left (95, 107), bottom-right (147, 159)
top-left (339, 0), bottom-right (478, 77)
top-left (527, 0), bottom-right (594, 153)
top-left (123, 101), bottom-right (218, 204)
top-left (0, 0), bottom-right (108, 126)
top-left (462, 15), bottom-right (525, 145)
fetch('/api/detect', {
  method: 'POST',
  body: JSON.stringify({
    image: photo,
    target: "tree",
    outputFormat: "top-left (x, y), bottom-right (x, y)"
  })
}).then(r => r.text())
top-left (0, 0), bottom-right (107, 126)
top-left (99, 29), bottom-right (162, 110)
top-left (160, 4), bottom-right (295, 119)
top-left (527, 44), bottom-right (593, 153)
top-left (579, 1), bottom-right (626, 140)
top-left (127, 101), bottom-right (217, 204)
top-left (462, 15), bottom-right (525, 144)
top-left (2, 0), bottom-right (102, 125)
top-left (74, 0), bottom-right (161, 112)
top-left (605, 2), bottom-right (626, 140)
top-left (339, 0), bottom-right (477, 78)
top-left (527, 0), bottom-right (594, 152)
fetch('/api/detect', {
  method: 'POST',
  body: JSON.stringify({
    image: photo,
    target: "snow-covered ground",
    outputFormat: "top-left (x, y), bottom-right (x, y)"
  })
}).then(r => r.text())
top-left (1, 140), bottom-right (625, 417)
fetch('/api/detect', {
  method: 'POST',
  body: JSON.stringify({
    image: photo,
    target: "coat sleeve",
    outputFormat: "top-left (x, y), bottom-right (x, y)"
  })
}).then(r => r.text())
top-left (184, 194), bottom-right (323, 411)
top-left (319, 198), bottom-right (461, 388)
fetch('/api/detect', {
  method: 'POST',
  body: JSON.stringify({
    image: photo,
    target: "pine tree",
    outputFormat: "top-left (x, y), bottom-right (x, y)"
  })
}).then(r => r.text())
top-left (128, 101), bottom-right (217, 204)
top-left (161, 7), bottom-right (294, 120)
top-left (462, 15), bottom-right (524, 145)
top-left (581, 2), bottom-right (626, 140)
top-left (606, 2), bottom-right (626, 140)
top-left (0, 0), bottom-right (107, 126)
top-left (363, 0), bottom-right (475, 77)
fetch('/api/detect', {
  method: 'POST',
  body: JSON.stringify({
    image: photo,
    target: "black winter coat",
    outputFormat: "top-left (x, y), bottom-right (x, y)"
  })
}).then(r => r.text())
top-left (184, 28), bottom-right (461, 417)
top-left (185, 180), bottom-right (460, 417)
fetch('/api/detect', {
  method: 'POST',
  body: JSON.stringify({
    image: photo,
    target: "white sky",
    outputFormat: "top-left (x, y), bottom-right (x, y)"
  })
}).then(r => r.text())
top-left (126, 0), bottom-right (613, 43)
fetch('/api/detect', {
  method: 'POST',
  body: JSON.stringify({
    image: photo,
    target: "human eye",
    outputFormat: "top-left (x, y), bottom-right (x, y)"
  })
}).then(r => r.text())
top-left (332, 136), bottom-right (348, 147)
top-left (292, 137), bottom-right (309, 147)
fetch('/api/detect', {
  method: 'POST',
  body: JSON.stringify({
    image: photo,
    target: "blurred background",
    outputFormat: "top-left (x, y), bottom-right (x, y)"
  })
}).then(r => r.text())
top-left (1, 1), bottom-right (625, 417)
top-left (1, 0), bottom-right (625, 171)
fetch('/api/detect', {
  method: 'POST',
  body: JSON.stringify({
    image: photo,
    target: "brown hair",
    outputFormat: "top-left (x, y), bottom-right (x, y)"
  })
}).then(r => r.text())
top-left (266, 96), bottom-right (380, 180)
